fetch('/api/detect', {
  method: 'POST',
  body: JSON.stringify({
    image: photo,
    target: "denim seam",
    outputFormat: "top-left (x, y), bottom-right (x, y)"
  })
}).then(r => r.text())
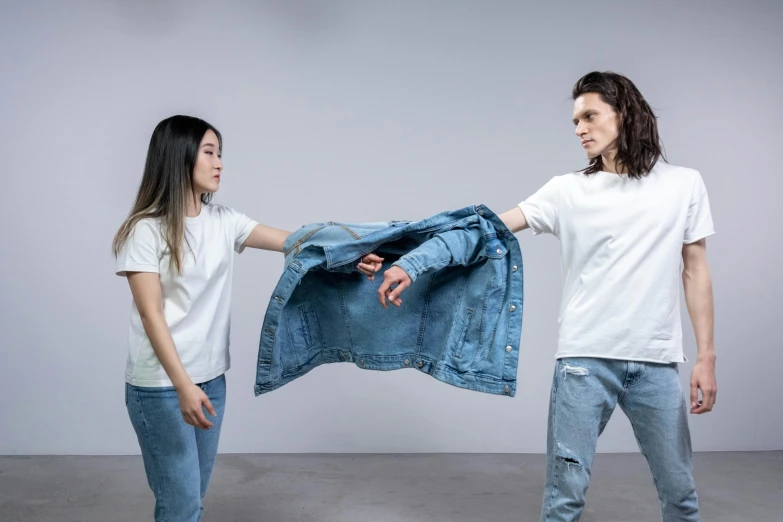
top-left (328, 218), bottom-right (467, 269)
top-left (133, 388), bottom-right (166, 521)
top-left (627, 416), bottom-right (667, 512)
top-left (336, 278), bottom-right (355, 350)
top-left (544, 364), bottom-right (562, 520)
top-left (338, 224), bottom-right (361, 240)
top-left (476, 279), bottom-right (507, 368)
top-left (451, 309), bottom-right (473, 360)
top-left (415, 272), bottom-right (435, 354)
top-left (448, 271), bottom-right (470, 360)
top-left (271, 350), bottom-right (513, 386)
top-left (476, 283), bottom-right (491, 363)
top-left (298, 305), bottom-right (313, 348)
top-left (283, 311), bottom-right (301, 369)
top-left (284, 225), bottom-right (327, 257)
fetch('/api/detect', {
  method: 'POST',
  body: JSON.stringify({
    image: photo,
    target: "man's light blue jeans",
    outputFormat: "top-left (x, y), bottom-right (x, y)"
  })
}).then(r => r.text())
top-left (541, 358), bottom-right (699, 521)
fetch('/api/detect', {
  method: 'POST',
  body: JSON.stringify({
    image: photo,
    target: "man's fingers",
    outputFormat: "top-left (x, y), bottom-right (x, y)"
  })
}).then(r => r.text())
top-left (388, 280), bottom-right (409, 307)
top-left (690, 381), bottom-right (717, 414)
top-left (364, 254), bottom-right (384, 263)
top-left (377, 281), bottom-right (390, 308)
top-left (692, 402), bottom-right (711, 414)
top-left (703, 387), bottom-right (717, 410)
top-left (690, 381), bottom-right (698, 409)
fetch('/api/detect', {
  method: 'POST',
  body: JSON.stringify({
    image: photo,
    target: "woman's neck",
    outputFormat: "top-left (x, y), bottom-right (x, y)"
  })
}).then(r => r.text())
top-left (186, 193), bottom-right (203, 217)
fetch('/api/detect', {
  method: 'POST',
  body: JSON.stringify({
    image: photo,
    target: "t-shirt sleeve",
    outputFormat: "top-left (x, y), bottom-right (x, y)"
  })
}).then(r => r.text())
top-left (115, 220), bottom-right (162, 276)
top-left (683, 171), bottom-right (715, 244)
top-left (518, 176), bottom-right (561, 236)
top-left (226, 207), bottom-right (259, 254)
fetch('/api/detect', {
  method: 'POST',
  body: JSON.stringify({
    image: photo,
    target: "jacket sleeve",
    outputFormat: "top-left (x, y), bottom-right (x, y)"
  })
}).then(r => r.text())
top-left (391, 217), bottom-right (501, 283)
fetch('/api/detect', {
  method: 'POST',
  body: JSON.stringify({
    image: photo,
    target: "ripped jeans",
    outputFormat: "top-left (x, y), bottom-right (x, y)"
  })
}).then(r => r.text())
top-left (541, 358), bottom-right (699, 521)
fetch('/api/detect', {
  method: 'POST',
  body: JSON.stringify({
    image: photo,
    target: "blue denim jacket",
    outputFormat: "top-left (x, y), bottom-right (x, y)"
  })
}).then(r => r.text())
top-left (253, 204), bottom-right (524, 396)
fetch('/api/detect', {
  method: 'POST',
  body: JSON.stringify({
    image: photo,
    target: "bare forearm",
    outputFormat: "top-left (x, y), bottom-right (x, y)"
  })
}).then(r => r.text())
top-left (500, 207), bottom-right (529, 234)
top-left (244, 224), bottom-right (291, 252)
top-left (683, 267), bottom-right (715, 361)
top-left (140, 313), bottom-right (192, 389)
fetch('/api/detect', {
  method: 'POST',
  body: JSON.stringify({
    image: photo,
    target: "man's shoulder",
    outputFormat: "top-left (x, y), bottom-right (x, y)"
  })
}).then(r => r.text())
top-left (653, 162), bottom-right (700, 178)
top-left (650, 163), bottom-right (704, 191)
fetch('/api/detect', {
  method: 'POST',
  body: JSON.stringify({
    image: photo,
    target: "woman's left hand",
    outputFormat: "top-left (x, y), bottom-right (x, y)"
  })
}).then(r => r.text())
top-left (357, 253), bottom-right (384, 280)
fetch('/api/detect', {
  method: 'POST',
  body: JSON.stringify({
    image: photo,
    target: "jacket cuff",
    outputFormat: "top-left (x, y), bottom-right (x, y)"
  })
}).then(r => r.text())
top-left (391, 257), bottom-right (420, 283)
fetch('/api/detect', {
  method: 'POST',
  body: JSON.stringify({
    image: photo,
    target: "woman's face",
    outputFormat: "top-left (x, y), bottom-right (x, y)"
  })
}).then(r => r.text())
top-left (193, 129), bottom-right (222, 193)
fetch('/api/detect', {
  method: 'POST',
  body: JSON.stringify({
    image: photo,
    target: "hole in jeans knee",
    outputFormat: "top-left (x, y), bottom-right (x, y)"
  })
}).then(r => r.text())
top-left (556, 441), bottom-right (583, 468)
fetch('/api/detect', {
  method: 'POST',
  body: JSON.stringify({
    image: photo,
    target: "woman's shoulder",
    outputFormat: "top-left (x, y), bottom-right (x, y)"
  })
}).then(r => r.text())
top-left (128, 216), bottom-right (164, 238)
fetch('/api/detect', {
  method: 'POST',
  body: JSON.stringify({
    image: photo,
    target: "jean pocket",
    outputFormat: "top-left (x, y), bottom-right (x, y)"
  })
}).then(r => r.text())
top-left (282, 303), bottom-right (323, 371)
top-left (449, 309), bottom-right (474, 361)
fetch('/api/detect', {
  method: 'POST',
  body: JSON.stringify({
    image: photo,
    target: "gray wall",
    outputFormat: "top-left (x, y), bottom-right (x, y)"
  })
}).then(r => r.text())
top-left (1, 0), bottom-right (780, 455)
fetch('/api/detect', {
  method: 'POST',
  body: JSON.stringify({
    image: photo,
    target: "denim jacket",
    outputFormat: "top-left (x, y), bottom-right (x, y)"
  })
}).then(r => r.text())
top-left (253, 204), bottom-right (524, 397)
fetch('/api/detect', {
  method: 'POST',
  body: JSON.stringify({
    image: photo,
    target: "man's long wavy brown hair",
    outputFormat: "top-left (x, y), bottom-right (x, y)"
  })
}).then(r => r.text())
top-left (573, 71), bottom-right (666, 179)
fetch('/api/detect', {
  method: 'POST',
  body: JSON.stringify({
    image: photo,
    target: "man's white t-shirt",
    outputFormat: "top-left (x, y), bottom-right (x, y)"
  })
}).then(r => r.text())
top-left (518, 162), bottom-right (715, 364)
top-left (116, 203), bottom-right (258, 386)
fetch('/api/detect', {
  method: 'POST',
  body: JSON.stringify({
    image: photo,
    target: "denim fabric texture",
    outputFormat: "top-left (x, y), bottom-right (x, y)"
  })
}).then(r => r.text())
top-left (125, 374), bottom-right (226, 522)
top-left (254, 204), bottom-right (524, 397)
top-left (540, 358), bottom-right (699, 521)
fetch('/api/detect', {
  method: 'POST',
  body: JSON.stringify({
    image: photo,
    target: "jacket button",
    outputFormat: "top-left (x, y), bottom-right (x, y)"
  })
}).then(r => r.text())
top-left (509, 305), bottom-right (516, 312)
top-left (504, 386), bottom-right (510, 394)
top-left (478, 209), bottom-right (484, 216)
top-left (404, 359), bottom-right (410, 365)
top-left (512, 265), bottom-right (518, 272)
top-left (505, 345), bottom-right (512, 352)
top-left (416, 361), bottom-right (424, 367)
top-left (496, 248), bottom-right (502, 254)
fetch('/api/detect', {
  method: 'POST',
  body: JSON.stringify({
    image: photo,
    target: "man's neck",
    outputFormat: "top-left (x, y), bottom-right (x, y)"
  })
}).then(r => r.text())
top-left (601, 152), bottom-right (625, 175)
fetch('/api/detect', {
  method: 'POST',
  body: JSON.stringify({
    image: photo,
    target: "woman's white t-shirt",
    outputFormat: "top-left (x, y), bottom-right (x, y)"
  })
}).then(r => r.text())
top-left (518, 162), bottom-right (715, 364)
top-left (116, 203), bottom-right (258, 386)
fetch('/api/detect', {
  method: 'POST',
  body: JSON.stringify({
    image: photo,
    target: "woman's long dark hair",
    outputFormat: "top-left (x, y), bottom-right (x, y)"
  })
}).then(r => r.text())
top-left (113, 115), bottom-right (222, 274)
top-left (573, 71), bottom-right (666, 178)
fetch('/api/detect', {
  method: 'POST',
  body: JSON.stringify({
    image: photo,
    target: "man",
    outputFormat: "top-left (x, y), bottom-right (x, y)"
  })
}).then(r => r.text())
top-left (366, 71), bottom-right (717, 521)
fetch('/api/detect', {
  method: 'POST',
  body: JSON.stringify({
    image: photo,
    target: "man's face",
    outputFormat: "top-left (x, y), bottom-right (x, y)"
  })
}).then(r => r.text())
top-left (572, 92), bottom-right (620, 160)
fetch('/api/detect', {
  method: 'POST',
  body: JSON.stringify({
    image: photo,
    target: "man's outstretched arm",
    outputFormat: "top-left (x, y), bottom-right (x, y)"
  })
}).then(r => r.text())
top-left (377, 207), bottom-right (529, 308)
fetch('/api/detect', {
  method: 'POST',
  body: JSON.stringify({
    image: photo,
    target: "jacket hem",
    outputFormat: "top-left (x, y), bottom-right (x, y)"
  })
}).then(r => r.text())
top-left (254, 350), bottom-right (515, 397)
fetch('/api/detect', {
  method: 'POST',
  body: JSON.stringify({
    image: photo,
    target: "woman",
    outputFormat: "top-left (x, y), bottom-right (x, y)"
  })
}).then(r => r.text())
top-left (113, 115), bottom-right (381, 521)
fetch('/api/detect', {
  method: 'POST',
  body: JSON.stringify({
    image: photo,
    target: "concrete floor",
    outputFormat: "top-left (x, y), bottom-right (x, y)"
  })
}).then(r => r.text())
top-left (1, 452), bottom-right (780, 521)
